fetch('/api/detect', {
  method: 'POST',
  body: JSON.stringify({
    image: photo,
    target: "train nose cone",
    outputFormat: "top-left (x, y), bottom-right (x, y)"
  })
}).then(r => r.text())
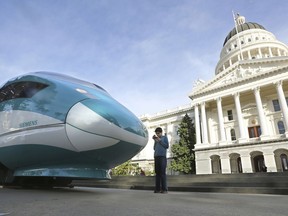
top-left (65, 98), bottom-right (148, 154)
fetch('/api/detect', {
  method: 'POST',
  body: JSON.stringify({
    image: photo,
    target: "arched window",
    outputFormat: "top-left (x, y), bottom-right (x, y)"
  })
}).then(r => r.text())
top-left (280, 154), bottom-right (288, 171)
top-left (277, 121), bottom-right (285, 134)
top-left (230, 129), bottom-right (236, 141)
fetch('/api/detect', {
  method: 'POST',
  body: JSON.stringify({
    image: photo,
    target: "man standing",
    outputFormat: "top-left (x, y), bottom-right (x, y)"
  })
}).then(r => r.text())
top-left (153, 127), bottom-right (169, 193)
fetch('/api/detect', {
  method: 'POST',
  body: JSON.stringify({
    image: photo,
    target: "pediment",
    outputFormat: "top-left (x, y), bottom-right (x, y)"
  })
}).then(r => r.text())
top-left (242, 103), bottom-right (257, 112)
top-left (191, 64), bottom-right (280, 96)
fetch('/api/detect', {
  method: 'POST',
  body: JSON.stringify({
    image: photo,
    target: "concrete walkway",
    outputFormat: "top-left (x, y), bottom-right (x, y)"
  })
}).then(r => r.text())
top-left (1, 187), bottom-right (288, 216)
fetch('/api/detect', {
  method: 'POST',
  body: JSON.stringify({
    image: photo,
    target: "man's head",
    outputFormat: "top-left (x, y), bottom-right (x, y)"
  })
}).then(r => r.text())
top-left (155, 127), bottom-right (163, 137)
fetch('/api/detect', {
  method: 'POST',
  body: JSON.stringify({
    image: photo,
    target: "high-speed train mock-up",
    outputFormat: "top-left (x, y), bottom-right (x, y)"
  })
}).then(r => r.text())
top-left (0, 72), bottom-right (148, 187)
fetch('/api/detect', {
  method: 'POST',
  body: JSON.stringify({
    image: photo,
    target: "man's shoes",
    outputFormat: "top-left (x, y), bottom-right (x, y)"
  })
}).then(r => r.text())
top-left (154, 190), bottom-right (168, 194)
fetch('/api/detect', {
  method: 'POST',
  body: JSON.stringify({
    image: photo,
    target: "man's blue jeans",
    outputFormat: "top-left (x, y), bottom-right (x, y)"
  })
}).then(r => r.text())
top-left (154, 156), bottom-right (167, 192)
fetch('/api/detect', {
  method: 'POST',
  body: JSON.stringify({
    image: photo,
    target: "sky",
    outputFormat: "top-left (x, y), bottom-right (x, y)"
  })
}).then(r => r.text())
top-left (1, 0), bottom-right (288, 117)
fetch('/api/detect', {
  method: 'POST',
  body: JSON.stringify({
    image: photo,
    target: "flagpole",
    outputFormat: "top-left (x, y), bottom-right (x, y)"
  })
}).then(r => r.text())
top-left (232, 11), bottom-right (244, 60)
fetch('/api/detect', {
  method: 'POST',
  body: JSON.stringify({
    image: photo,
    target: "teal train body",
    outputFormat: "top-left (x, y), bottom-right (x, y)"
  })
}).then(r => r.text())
top-left (0, 72), bottom-right (148, 186)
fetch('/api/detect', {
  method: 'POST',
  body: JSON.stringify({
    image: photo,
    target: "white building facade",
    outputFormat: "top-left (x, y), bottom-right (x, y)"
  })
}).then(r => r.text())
top-left (132, 104), bottom-right (193, 174)
top-left (190, 15), bottom-right (288, 174)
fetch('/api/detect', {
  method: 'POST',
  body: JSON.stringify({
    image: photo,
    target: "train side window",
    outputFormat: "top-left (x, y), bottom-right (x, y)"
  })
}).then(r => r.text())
top-left (0, 81), bottom-right (48, 102)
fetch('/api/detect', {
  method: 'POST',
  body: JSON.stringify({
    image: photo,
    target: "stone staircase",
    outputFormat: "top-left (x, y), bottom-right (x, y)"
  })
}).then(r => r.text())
top-left (71, 172), bottom-right (288, 195)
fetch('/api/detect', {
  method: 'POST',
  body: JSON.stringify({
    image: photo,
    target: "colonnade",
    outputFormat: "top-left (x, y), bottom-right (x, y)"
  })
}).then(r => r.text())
top-left (220, 47), bottom-right (287, 73)
top-left (194, 80), bottom-right (288, 145)
top-left (214, 150), bottom-right (278, 173)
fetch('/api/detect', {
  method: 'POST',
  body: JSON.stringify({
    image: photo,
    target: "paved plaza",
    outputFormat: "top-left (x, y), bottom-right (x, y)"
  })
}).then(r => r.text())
top-left (0, 187), bottom-right (288, 216)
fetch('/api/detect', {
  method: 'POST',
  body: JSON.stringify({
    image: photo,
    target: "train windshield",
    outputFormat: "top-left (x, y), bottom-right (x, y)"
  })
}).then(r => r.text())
top-left (0, 81), bottom-right (48, 102)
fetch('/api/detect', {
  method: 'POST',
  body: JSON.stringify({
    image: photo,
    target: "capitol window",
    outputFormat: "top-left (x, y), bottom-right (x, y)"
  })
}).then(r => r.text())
top-left (272, 99), bottom-right (281, 112)
top-left (248, 126), bottom-right (261, 138)
top-left (230, 129), bottom-right (236, 141)
top-left (227, 110), bottom-right (233, 121)
top-left (277, 121), bottom-right (285, 134)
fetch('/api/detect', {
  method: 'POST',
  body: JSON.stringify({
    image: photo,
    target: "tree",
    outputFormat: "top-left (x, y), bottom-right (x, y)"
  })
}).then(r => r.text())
top-left (170, 113), bottom-right (196, 174)
top-left (112, 160), bottom-right (140, 176)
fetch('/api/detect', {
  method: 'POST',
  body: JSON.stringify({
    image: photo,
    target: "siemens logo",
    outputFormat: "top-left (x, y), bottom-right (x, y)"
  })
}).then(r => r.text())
top-left (19, 120), bottom-right (38, 128)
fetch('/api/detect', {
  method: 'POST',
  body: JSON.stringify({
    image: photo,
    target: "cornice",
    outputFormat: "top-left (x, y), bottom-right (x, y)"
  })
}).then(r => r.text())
top-left (195, 138), bottom-right (288, 152)
top-left (139, 104), bottom-right (193, 121)
top-left (190, 60), bottom-right (288, 99)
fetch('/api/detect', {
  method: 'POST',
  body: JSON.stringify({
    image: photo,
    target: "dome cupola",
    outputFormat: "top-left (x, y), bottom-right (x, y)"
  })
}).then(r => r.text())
top-left (215, 14), bottom-right (288, 75)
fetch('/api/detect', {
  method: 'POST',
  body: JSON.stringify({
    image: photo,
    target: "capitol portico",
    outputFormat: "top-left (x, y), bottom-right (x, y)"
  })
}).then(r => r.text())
top-left (134, 14), bottom-right (288, 175)
top-left (190, 14), bottom-right (288, 174)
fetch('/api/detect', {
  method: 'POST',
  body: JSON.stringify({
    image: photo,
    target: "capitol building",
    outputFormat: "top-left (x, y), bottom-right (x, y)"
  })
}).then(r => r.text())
top-left (133, 14), bottom-right (288, 175)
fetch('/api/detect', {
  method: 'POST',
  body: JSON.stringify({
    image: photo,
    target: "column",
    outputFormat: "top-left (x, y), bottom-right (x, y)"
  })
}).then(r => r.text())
top-left (253, 87), bottom-right (269, 139)
top-left (268, 47), bottom-right (273, 57)
top-left (166, 123), bottom-right (173, 158)
top-left (248, 50), bottom-right (251, 59)
top-left (194, 104), bottom-right (202, 145)
top-left (216, 97), bottom-right (226, 144)
top-left (233, 92), bottom-right (247, 143)
top-left (201, 102), bottom-right (208, 144)
top-left (277, 48), bottom-right (281, 56)
top-left (258, 48), bottom-right (263, 58)
top-left (275, 81), bottom-right (288, 137)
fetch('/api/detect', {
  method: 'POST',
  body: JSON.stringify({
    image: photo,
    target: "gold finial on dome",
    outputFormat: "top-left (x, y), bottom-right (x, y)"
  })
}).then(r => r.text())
top-left (235, 13), bottom-right (245, 26)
